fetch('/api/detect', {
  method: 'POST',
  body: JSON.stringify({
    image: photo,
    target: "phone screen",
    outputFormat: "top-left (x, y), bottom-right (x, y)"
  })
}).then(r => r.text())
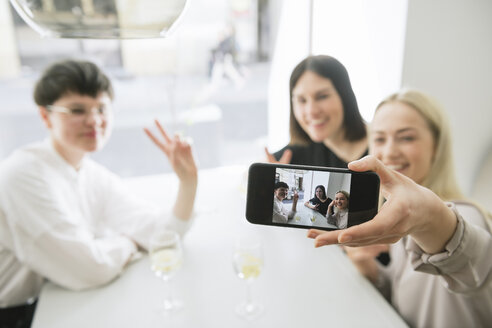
top-left (246, 163), bottom-right (379, 231)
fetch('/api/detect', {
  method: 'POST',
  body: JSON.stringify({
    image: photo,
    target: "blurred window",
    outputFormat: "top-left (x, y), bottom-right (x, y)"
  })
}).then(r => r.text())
top-left (0, 0), bottom-right (275, 177)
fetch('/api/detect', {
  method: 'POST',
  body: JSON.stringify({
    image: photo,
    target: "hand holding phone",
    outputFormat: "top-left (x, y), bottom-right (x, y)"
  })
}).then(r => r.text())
top-left (246, 162), bottom-right (380, 231)
top-left (308, 156), bottom-right (458, 255)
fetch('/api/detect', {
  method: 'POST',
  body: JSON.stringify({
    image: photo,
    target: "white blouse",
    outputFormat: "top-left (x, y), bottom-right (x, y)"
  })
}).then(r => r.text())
top-left (0, 140), bottom-right (191, 307)
top-left (272, 197), bottom-right (295, 223)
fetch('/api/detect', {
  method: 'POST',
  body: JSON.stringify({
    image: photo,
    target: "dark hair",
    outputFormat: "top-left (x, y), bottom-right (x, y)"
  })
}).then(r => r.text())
top-left (274, 181), bottom-right (289, 190)
top-left (33, 59), bottom-right (114, 106)
top-left (289, 55), bottom-right (366, 144)
top-left (314, 185), bottom-right (327, 199)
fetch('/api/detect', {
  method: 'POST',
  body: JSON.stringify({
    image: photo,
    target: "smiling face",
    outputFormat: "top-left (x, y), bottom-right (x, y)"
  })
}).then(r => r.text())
top-left (315, 187), bottom-right (325, 200)
top-left (334, 192), bottom-right (348, 209)
top-left (41, 92), bottom-right (113, 165)
top-left (291, 71), bottom-right (344, 143)
top-left (370, 101), bottom-right (435, 184)
top-left (274, 187), bottom-right (289, 201)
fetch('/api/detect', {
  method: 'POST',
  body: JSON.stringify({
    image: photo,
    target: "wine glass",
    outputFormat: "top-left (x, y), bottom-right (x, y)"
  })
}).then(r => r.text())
top-left (232, 236), bottom-right (264, 320)
top-left (149, 230), bottom-right (183, 314)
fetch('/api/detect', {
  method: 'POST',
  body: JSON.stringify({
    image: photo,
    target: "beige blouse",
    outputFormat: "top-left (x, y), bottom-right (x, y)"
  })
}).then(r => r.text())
top-left (376, 201), bottom-right (492, 328)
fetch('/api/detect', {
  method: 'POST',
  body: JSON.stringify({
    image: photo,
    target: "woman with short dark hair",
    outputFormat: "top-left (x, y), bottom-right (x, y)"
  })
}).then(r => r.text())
top-left (0, 59), bottom-right (198, 327)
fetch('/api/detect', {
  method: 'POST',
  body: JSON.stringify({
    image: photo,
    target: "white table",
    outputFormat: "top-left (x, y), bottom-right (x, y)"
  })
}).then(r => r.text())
top-left (32, 165), bottom-right (407, 328)
top-left (288, 203), bottom-right (337, 229)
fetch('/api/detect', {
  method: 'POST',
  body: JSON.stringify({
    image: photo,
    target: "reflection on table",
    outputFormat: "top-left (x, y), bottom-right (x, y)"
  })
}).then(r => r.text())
top-left (32, 165), bottom-right (406, 328)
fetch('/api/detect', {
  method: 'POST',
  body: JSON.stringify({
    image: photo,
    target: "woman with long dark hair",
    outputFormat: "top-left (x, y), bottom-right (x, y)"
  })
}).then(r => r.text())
top-left (266, 55), bottom-right (367, 167)
top-left (304, 185), bottom-right (331, 216)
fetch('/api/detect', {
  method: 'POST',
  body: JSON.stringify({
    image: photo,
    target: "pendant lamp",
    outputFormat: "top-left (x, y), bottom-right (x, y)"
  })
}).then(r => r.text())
top-left (9, 0), bottom-right (188, 39)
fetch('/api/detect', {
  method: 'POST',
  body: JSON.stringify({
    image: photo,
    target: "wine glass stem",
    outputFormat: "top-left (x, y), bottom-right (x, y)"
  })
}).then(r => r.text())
top-left (164, 278), bottom-right (173, 308)
top-left (245, 281), bottom-right (253, 307)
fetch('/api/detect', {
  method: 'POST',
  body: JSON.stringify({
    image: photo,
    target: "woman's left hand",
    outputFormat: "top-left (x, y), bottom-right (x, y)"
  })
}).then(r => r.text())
top-left (144, 120), bottom-right (198, 184)
top-left (307, 155), bottom-right (457, 254)
top-left (264, 147), bottom-right (292, 164)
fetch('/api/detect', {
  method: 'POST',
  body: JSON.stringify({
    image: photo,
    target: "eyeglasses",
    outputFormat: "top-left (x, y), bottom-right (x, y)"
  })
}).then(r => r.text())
top-left (46, 104), bottom-right (111, 120)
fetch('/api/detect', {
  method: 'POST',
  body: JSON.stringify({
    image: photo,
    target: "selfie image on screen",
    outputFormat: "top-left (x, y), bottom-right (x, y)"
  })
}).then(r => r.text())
top-left (272, 168), bottom-right (351, 229)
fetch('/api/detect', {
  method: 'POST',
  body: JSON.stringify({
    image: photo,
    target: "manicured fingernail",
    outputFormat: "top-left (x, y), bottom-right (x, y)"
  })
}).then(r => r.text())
top-left (338, 235), bottom-right (352, 243)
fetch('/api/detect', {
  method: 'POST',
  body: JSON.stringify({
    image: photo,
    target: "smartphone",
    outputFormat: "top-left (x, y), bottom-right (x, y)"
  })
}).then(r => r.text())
top-left (246, 163), bottom-right (380, 231)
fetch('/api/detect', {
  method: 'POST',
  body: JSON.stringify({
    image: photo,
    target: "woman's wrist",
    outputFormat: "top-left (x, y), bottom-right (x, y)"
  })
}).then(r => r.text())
top-left (411, 200), bottom-right (458, 254)
top-left (179, 176), bottom-right (198, 190)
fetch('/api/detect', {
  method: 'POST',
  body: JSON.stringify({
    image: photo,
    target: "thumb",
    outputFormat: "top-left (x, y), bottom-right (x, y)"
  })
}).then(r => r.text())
top-left (348, 155), bottom-right (396, 187)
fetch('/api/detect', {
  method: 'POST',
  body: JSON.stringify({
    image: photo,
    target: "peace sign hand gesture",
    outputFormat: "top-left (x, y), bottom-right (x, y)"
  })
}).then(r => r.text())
top-left (144, 120), bottom-right (198, 184)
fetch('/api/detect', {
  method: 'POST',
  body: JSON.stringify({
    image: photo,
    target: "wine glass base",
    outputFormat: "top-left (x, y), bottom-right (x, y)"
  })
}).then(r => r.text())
top-left (155, 299), bottom-right (183, 315)
top-left (235, 302), bottom-right (264, 320)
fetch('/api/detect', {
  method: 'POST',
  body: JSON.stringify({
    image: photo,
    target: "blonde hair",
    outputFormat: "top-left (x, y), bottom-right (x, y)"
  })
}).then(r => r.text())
top-left (374, 89), bottom-right (463, 201)
top-left (336, 190), bottom-right (350, 203)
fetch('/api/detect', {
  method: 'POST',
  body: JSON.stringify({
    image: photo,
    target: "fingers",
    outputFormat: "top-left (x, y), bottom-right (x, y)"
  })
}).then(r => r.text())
top-left (348, 155), bottom-right (396, 186)
top-left (264, 147), bottom-right (277, 163)
top-left (314, 231), bottom-right (341, 247)
top-left (264, 148), bottom-right (292, 164)
top-left (312, 209), bottom-right (399, 247)
top-left (309, 226), bottom-right (396, 248)
top-left (279, 149), bottom-right (292, 164)
top-left (307, 229), bottom-right (327, 239)
top-left (344, 244), bottom-right (389, 261)
top-left (307, 229), bottom-right (342, 247)
top-left (154, 119), bottom-right (172, 144)
top-left (145, 121), bottom-right (193, 159)
top-left (144, 127), bottom-right (169, 155)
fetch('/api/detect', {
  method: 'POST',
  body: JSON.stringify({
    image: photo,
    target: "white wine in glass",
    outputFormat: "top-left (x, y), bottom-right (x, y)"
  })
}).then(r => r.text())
top-left (149, 230), bottom-right (183, 313)
top-left (232, 237), bottom-right (264, 320)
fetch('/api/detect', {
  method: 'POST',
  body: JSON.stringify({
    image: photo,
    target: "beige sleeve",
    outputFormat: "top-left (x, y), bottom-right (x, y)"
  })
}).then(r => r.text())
top-left (407, 202), bottom-right (492, 294)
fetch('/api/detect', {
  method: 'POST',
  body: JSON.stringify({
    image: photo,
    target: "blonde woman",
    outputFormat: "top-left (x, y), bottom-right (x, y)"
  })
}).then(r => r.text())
top-left (307, 89), bottom-right (492, 327)
top-left (326, 191), bottom-right (349, 229)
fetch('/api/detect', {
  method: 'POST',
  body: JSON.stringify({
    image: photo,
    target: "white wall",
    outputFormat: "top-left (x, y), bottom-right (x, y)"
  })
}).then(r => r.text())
top-left (401, 0), bottom-right (492, 194)
top-left (312, 0), bottom-right (407, 122)
top-left (309, 171), bottom-right (331, 199)
top-left (267, 0), bottom-right (311, 151)
top-left (327, 172), bottom-right (350, 199)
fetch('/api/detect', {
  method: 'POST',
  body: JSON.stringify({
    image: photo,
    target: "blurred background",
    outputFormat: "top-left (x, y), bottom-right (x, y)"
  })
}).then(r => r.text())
top-left (1, 0), bottom-right (278, 176)
top-left (0, 0), bottom-right (491, 210)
